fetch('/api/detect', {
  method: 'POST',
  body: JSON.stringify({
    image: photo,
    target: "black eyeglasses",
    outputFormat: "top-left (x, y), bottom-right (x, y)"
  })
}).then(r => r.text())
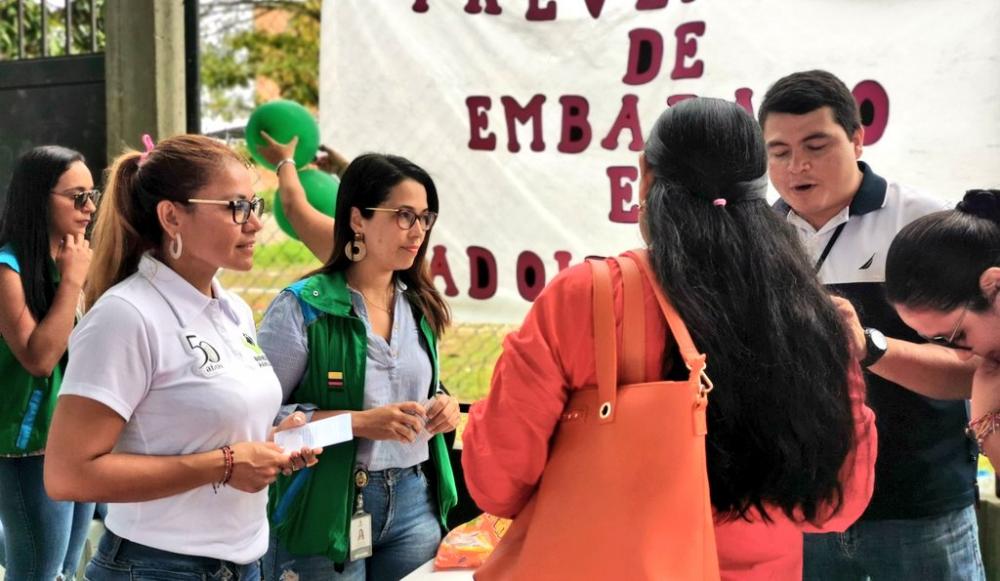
top-left (366, 207), bottom-right (438, 230)
top-left (187, 197), bottom-right (265, 225)
top-left (922, 304), bottom-right (972, 350)
top-left (52, 188), bottom-right (102, 210)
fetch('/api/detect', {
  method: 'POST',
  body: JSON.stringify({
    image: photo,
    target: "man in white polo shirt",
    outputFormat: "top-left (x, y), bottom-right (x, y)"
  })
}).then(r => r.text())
top-left (760, 70), bottom-right (982, 580)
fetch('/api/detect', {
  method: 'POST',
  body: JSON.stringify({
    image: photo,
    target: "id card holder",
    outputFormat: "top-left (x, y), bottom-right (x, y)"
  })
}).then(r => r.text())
top-left (349, 468), bottom-right (373, 561)
top-left (349, 512), bottom-right (373, 561)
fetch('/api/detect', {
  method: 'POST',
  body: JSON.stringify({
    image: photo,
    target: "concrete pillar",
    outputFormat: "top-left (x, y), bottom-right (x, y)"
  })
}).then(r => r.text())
top-left (105, 0), bottom-right (187, 159)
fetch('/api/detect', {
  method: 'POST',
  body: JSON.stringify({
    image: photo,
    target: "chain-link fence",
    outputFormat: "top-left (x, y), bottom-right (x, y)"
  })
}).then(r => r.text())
top-left (220, 209), bottom-right (511, 404)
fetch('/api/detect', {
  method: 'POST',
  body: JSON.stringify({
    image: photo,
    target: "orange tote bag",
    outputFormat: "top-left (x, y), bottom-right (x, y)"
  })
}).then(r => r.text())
top-left (476, 251), bottom-right (720, 581)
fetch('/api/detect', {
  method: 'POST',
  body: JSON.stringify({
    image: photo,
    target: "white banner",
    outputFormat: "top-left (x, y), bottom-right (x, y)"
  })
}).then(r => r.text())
top-left (321, 0), bottom-right (1000, 323)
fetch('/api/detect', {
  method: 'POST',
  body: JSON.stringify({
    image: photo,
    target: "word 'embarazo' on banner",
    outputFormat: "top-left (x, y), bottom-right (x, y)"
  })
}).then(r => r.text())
top-left (466, 83), bottom-right (889, 157)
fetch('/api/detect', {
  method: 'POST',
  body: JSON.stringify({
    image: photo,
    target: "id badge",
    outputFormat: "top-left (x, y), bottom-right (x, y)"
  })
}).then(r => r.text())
top-left (349, 512), bottom-right (373, 561)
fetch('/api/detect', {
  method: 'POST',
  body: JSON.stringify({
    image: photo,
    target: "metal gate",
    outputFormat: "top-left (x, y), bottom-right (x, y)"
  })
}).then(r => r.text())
top-left (0, 0), bottom-right (105, 205)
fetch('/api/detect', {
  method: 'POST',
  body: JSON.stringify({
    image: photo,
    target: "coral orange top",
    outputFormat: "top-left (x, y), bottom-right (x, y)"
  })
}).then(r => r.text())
top-left (462, 255), bottom-right (877, 581)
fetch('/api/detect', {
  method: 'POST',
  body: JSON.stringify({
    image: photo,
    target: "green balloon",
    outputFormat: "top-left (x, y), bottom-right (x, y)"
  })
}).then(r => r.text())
top-left (273, 169), bottom-right (339, 240)
top-left (245, 99), bottom-right (320, 170)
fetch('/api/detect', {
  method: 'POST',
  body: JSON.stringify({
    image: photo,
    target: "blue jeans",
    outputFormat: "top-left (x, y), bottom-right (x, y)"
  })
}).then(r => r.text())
top-left (263, 465), bottom-right (442, 581)
top-left (0, 455), bottom-right (95, 580)
top-left (803, 505), bottom-right (985, 580)
top-left (85, 530), bottom-right (261, 581)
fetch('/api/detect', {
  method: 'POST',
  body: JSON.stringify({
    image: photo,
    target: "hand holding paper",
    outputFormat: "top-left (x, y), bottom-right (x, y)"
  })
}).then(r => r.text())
top-left (274, 413), bottom-right (353, 451)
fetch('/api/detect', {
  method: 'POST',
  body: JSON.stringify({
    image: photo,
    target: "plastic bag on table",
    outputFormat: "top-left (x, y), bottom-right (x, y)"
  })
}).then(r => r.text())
top-left (433, 513), bottom-right (512, 570)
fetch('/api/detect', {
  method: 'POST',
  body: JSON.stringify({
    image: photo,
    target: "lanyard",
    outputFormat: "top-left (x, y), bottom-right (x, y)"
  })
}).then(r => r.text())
top-left (814, 223), bottom-right (847, 273)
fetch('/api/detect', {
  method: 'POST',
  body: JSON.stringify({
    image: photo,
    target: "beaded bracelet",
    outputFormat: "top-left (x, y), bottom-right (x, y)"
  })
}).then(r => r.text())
top-left (212, 445), bottom-right (234, 494)
top-left (968, 410), bottom-right (1000, 448)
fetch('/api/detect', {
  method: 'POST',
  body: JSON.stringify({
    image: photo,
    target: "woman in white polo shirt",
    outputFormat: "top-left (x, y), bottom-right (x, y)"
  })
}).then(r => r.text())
top-left (43, 135), bottom-right (317, 581)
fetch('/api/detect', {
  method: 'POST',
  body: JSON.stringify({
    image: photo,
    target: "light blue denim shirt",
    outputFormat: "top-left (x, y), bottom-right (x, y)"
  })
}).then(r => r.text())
top-left (258, 282), bottom-right (432, 471)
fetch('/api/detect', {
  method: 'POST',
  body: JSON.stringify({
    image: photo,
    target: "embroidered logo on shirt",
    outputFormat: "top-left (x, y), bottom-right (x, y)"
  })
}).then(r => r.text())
top-left (859, 253), bottom-right (876, 270)
top-left (243, 332), bottom-right (271, 368)
top-left (183, 332), bottom-right (224, 377)
top-left (328, 371), bottom-right (344, 389)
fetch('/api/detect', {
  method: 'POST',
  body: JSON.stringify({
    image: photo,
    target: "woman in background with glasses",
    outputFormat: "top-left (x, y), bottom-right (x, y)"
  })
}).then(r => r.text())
top-left (885, 189), bottom-right (1000, 466)
top-left (42, 134), bottom-right (319, 580)
top-left (0, 145), bottom-right (97, 580)
top-left (258, 153), bottom-right (461, 580)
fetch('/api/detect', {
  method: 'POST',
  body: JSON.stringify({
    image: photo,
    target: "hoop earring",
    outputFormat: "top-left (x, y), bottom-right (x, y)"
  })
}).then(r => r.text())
top-left (169, 233), bottom-right (183, 260)
top-left (346, 232), bottom-right (367, 262)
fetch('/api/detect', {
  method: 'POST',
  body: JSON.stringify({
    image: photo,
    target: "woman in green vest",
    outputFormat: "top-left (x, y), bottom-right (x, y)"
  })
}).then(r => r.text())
top-left (0, 145), bottom-right (98, 580)
top-left (258, 153), bottom-right (460, 581)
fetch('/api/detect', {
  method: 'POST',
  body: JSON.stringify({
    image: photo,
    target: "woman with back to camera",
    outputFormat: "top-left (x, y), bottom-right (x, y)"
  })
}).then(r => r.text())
top-left (462, 98), bottom-right (878, 580)
top-left (0, 145), bottom-right (97, 580)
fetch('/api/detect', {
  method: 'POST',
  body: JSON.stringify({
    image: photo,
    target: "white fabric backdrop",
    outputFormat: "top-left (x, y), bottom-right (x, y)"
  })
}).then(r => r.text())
top-left (321, 0), bottom-right (1000, 322)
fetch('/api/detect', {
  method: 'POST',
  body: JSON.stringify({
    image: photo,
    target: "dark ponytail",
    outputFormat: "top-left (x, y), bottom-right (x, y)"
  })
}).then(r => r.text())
top-left (642, 98), bottom-right (854, 522)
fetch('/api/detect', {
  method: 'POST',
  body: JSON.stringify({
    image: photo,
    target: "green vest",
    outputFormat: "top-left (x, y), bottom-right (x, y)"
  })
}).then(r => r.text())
top-left (268, 270), bottom-right (457, 563)
top-left (0, 244), bottom-right (63, 455)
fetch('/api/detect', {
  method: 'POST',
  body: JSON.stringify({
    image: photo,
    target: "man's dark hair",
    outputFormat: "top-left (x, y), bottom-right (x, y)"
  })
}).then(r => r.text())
top-left (758, 70), bottom-right (862, 138)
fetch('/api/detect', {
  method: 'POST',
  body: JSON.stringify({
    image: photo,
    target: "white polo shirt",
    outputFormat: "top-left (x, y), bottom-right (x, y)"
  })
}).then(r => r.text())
top-left (775, 162), bottom-right (976, 520)
top-left (60, 254), bottom-right (282, 564)
top-left (776, 162), bottom-right (950, 285)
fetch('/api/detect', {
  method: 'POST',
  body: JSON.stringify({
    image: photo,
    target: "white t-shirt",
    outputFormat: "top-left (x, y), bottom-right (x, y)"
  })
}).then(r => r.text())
top-left (60, 254), bottom-right (282, 564)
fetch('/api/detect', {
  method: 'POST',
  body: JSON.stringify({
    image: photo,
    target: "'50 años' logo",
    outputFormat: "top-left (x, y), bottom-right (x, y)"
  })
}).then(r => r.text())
top-left (183, 332), bottom-right (224, 377)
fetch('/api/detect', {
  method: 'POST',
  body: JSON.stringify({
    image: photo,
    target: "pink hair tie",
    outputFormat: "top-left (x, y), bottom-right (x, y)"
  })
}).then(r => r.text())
top-left (139, 133), bottom-right (155, 165)
top-left (712, 198), bottom-right (727, 207)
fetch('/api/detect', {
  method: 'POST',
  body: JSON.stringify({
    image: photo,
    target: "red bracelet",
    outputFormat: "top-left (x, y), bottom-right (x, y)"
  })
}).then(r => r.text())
top-left (969, 410), bottom-right (1000, 449)
top-left (212, 445), bottom-right (234, 494)
top-left (222, 445), bottom-right (234, 486)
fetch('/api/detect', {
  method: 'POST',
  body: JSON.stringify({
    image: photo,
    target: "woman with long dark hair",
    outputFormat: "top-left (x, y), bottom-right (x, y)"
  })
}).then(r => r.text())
top-left (258, 153), bottom-right (460, 580)
top-left (0, 145), bottom-right (97, 580)
top-left (462, 98), bottom-right (877, 579)
top-left (885, 189), bottom-right (1000, 466)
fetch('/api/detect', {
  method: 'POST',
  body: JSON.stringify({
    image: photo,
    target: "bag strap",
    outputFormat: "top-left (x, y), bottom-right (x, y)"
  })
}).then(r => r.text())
top-left (615, 255), bottom-right (647, 385)
top-left (626, 249), bottom-right (713, 397)
top-left (589, 259), bottom-right (618, 424)
top-left (589, 252), bottom-right (713, 425)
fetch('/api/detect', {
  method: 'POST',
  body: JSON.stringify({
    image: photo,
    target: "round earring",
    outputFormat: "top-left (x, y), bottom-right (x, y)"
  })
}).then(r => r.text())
top-left (346, 232), bottom-right (367, 262)
top-left (169, 233), bottom-right (183, 260)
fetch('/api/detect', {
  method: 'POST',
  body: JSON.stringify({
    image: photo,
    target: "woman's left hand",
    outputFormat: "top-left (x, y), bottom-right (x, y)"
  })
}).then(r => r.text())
top-left (271, 411), bottom-right (323, 475)
top-left (425, 394), bottom-right (461, 435)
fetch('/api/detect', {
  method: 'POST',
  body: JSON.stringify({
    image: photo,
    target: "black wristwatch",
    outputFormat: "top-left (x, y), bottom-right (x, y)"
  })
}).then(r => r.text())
top-left (861, 328), bottom-right (888, 368)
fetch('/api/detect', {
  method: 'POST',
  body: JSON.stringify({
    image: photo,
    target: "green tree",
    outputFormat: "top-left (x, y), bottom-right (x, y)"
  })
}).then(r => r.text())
top-left (0, 0), bottom-right (105, 60)
top-left (201, 0), bottom-right (320, 122)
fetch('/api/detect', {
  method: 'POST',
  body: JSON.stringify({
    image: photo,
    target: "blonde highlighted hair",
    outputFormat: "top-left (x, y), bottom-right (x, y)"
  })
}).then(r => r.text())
top-left (87, 135), bottom-right (248, 308)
